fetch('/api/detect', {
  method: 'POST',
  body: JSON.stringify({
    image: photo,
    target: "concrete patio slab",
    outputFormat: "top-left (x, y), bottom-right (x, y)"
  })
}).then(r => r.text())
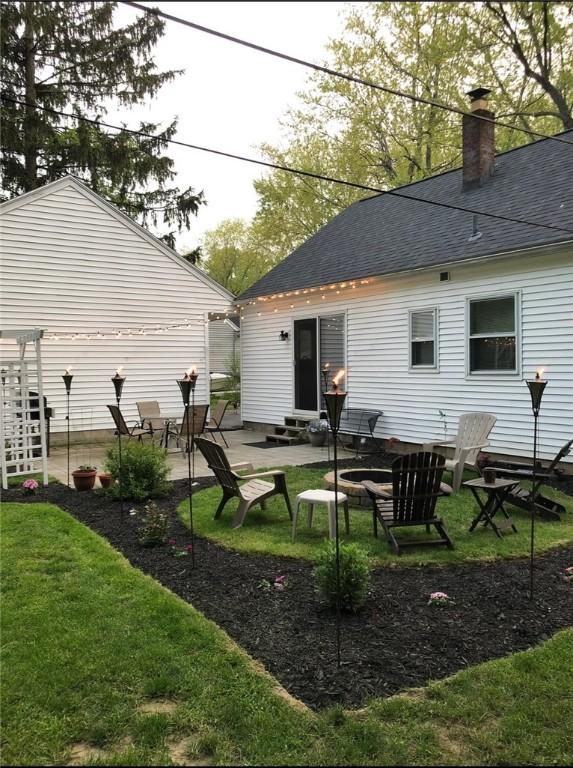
top-left (46, 428), bottom-right (355, 485)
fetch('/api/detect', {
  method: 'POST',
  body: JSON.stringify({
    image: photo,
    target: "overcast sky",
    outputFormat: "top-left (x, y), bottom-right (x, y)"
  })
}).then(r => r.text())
top-left (116, 1), bottom-right (350, 250)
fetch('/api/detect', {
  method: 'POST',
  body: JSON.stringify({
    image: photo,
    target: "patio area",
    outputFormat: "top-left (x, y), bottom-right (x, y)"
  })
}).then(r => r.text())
top-left (46, 426), bottom-right (356, 485)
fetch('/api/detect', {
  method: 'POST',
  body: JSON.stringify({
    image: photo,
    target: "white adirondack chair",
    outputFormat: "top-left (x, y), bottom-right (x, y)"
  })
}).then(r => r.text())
top-left (423, 412), bottom-right (497, 492)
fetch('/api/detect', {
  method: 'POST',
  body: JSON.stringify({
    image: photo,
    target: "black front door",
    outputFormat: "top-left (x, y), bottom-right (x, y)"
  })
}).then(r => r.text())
top-left (294, 318), bottom-right (318, 411)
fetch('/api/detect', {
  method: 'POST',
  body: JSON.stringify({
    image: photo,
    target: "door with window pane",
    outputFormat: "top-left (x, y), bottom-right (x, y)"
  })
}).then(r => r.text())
top-left (294, 319), bottom-right (318, 411)
top-left (320, 315), bottom-right (345, 405)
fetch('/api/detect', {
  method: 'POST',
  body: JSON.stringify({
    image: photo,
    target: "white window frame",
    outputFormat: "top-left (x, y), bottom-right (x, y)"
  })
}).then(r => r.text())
top-left (409, 307), bottom-right (439, 371)
top-left (466, 291), bottom-right (521, 377)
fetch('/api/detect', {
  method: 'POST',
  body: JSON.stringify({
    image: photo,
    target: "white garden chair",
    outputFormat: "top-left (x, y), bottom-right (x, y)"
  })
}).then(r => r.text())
top-left (423, 412), bottom-right (497, 492)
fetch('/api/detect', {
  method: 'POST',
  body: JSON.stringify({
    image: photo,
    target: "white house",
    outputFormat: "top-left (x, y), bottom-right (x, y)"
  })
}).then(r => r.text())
top-left (0, 176), bottom-right (235, 441)
top-left (208, 316), bottom-right (240, 375)
top-left (237, 90), bottom-right (573, 464)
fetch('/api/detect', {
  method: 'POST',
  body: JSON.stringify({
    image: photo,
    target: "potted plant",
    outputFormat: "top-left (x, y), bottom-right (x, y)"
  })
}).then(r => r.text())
top-left (306, 417), bottom-right (329, 447)
top-left (98, 472), bottom-right (112, 489)
top-left (72, 465), bottom-right (97, 491)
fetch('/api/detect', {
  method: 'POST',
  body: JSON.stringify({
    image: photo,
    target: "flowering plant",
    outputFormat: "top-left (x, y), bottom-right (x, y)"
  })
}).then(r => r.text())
top-left (168, 538), bottom-right (193, 558)
top-left (307, 419), bottom-right (328, 434)
top-left (22, 478), bottom-right (39, 494)
top-left (258, 574), bottom-right (288, 592)
top-left (428, 591), bottom-right (454, 606)
top-left (561, 566), bottom-right (573, 583)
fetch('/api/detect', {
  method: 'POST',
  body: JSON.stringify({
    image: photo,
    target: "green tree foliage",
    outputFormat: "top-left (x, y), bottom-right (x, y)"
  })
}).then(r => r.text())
top-left (249, 1), bottom-right (573, 265)
top-left (202, 218), bottom-right (272, 295)
top-left (0, 1), bottom-right (204, 246)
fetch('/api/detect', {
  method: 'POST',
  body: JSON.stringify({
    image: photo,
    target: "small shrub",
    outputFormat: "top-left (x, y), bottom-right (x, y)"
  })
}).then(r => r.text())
top-left (104, 441), bottom-right (170, 501)
top-left (138, 501), bottom-right (170, 547)
top-left (314, 541), bottom-right (370, 612)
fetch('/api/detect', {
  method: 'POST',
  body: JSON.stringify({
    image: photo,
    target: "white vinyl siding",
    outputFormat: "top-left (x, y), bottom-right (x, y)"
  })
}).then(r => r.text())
top-left (0, 179), bottom-right (232, 434)
top-left (240, 248), bottom-right (573, 464)
top-left (409, 308), bottom-right (437, 369)
top-left (467, 293), bottom-right (518, 374)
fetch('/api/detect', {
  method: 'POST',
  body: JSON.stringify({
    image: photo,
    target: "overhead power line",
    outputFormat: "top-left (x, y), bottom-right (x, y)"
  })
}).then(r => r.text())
top-left (3, 95), bottom-right (573, 237)
top-left (121, 0), bottom-right (573, 148)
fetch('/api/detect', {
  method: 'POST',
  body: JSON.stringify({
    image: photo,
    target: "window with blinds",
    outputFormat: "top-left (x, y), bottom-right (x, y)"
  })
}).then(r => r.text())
top-left (468, 294), bottom-right (517, 372)
top-left (410, 309), bottom-right (437, 368)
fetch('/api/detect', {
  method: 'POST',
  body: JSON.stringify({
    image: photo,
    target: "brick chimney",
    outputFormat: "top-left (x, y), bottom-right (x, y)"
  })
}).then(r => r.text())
top-left (462, 87), bottom-right (495, 190)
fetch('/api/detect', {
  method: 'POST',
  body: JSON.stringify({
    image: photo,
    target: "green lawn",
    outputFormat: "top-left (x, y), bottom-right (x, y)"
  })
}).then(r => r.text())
top-left (2, 501), bottom-right (572, 766)
top-left (180, 465), bottom-right (573, 565)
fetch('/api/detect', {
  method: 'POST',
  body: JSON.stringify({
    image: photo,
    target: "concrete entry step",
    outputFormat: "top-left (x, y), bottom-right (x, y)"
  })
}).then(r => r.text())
top-left (265, 433), bottom-right (300, 445)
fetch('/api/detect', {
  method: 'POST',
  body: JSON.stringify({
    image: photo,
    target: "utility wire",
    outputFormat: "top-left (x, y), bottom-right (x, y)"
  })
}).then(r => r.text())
top-left (3, 94), bottom-right (573, 237)
top-left (121, 0), bottom-right (573, 147)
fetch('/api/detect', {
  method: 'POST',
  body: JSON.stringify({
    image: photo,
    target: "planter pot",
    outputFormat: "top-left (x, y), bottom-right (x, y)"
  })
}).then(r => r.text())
top-left (98, 473), bottom-right (112, 489)
top-left (72, 470), bottom-right (97, 492)
top-left (308, 431), bottom-right (327, 447)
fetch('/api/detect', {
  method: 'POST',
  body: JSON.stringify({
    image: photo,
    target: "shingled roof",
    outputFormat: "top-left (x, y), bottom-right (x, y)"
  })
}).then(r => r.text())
top-left (238, 130), bottom-right (573, 301)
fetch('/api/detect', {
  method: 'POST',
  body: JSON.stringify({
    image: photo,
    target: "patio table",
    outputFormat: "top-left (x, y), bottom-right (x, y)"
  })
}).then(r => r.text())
top-left (464, 477), bottom-right (519, 538)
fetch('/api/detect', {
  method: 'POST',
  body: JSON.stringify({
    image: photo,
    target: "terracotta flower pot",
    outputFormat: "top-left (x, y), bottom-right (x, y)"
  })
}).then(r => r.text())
top-left (72, 470), bottom-right (97, 492)
top-left (98, 473), bottom-right (112, 489)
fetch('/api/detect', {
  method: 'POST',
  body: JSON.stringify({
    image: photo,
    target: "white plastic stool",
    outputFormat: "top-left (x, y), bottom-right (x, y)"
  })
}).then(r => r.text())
top-left (292, 489), bottom-right (350, 541)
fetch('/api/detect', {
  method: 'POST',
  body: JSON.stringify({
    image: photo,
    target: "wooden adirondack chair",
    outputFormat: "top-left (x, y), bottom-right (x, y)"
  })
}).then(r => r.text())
top-left (195, 437), bottom-right (293, 529)
top-left (363, 451), bottom-right (453, 555)
top-left (490, 438), bottom-right (573, 520)
top-left (423, 412), bottom-right (497, 492)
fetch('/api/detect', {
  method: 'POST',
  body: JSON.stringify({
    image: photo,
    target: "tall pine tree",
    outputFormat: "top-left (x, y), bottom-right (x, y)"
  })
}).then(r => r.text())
top-left (0, 1), bottom-right (204, 246)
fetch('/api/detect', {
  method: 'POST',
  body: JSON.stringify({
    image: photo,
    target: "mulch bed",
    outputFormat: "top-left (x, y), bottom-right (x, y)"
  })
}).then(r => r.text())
top-left (3, 462), bottom-right (573, 711)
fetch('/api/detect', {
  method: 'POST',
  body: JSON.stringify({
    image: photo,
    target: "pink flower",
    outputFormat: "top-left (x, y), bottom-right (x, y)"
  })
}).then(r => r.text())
top-left (186, 544), bottom-right (193, 552)
top-left (275, 583), bottom-right (285, 592)
top-left (275, 575), bottom-right (286, 584)
top-left (22, 478), bottom-right (39, 491)
top-left (168, 539), bottom-right (177, 546)
top-left (428, 591), bottom-right (453, 606)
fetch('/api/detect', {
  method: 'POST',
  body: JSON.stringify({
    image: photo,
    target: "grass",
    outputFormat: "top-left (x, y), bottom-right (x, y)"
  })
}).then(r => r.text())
top-left (179, 465), bottom-right (573, 565)
top-left (1, 501), bottom-right (573, 765)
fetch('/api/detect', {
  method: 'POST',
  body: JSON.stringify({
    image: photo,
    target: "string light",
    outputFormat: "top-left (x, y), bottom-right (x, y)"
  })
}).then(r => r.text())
top-left (43, 309), bottom-right (237, 341)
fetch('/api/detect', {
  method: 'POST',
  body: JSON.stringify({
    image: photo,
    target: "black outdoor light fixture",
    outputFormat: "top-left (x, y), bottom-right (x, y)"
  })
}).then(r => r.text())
top-left (279, 330), bottom-right (289, 341)
top-left (525, 367), bottom-right (547, 601)
top-left (177, 367), bottom-right (199, 568)
top-left (323, 369), bottom-right (347, 668)
top-left (62, 367), bottom-right (74, 487)
top-left (112, 367), bottom-right (126, 517)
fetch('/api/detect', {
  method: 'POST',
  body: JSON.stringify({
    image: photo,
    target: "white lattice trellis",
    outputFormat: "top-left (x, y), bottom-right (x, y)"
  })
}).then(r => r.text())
top-left (0, 329), bottom-right (48, 489)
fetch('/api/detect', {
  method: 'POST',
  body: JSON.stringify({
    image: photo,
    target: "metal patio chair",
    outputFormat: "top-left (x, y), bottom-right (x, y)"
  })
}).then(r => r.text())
top-left (107, 404), bottom-right (152, 442)
top-left (136, 400), bottom-right (171, 439)
top-left (166, 404), bottom-right (209, 454)
top-left (195, 437), bottom-right (293, 529)
top-left (205, 399), bottom-right (230, 447)
top-left (423, 412), bottom-right (497, 492)
top-left (363, 451), bottom-right (453, 555)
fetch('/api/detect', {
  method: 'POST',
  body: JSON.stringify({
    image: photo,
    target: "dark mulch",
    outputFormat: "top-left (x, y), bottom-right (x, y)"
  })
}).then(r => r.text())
top-left (3, 465), bottom-right (573, 711)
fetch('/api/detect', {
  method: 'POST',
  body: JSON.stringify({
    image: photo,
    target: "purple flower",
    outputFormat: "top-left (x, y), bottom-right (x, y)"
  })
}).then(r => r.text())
top-left (275, 575), bottom-right (286, 583)
top-left (22, 478), bottom-right (39, 491)
top-left (186, 544), bottom-right (193, 552)
top-left (168, 539), bottom-right (177, 546)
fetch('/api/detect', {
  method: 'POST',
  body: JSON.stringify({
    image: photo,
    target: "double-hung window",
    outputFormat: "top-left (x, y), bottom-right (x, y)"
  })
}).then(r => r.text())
top-left (468, 294), bottom-right (518, 373)
top-left (410, 309), bottom-right (437, 369)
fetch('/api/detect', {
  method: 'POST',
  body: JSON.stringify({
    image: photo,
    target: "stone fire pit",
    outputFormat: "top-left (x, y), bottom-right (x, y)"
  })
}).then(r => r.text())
top-left (323, 468), bottom-right (392, 508)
